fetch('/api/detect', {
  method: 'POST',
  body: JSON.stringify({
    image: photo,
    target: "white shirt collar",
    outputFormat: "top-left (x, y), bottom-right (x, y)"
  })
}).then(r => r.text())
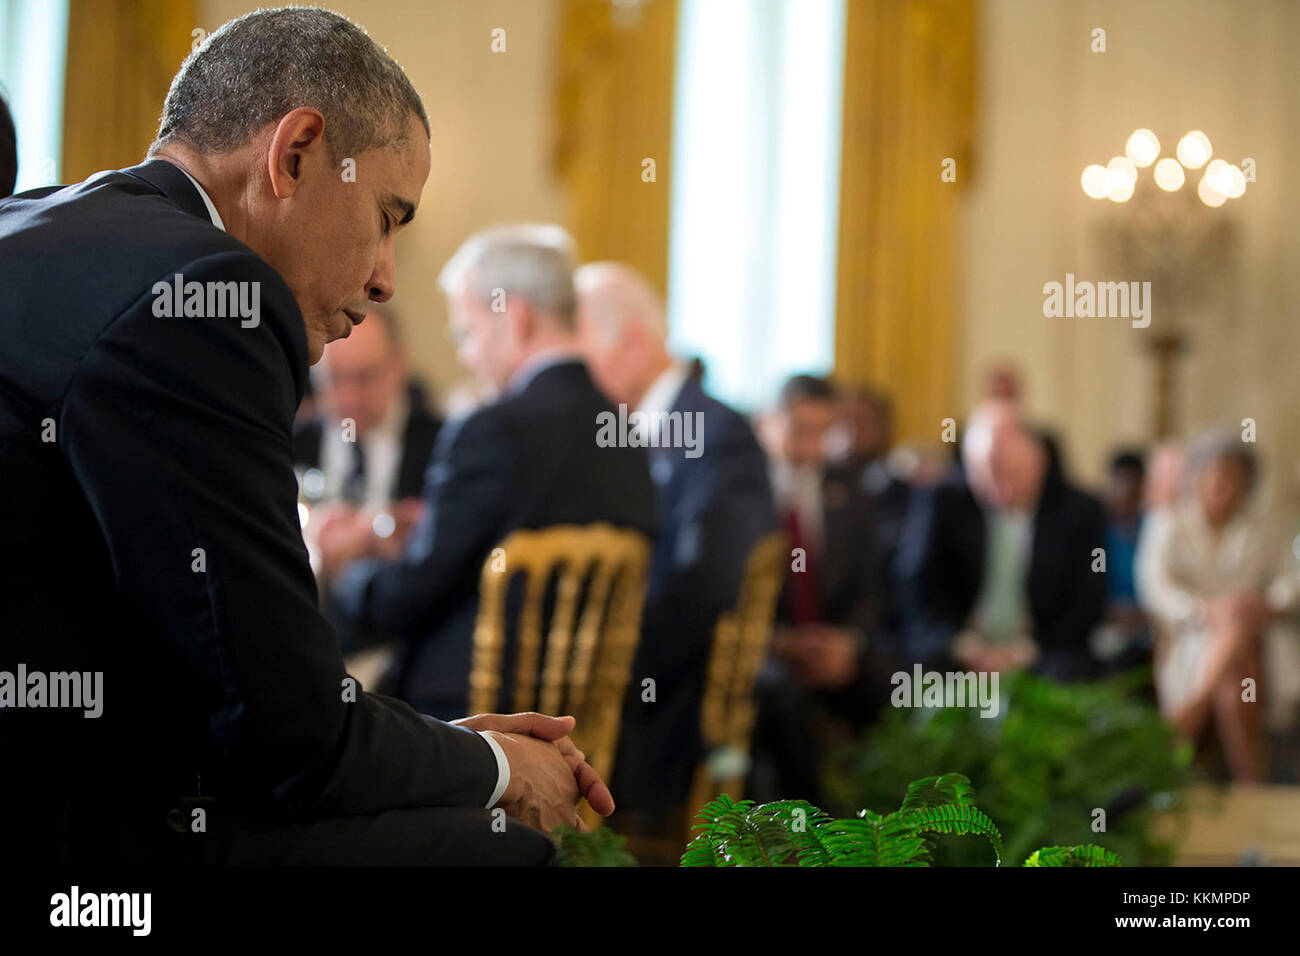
top-left (176, 166), bottom-right (226, 232)
top-left (635, 361), bottom-right (690, 417)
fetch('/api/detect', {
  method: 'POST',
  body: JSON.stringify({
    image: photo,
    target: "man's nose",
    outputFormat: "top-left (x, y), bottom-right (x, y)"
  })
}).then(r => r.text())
top-left (367, 246), bottom-right (396, 303)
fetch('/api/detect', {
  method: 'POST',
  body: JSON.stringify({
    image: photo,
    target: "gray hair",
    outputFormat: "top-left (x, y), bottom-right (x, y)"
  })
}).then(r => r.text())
top-left (1187, 427), bottom-right (1259, 494)
top-left (574, 261), bottom-right (669, 341)
top-left (150, 7), bottom-right (428, 163)
top-left (438, 223), bottom-right (578, 328)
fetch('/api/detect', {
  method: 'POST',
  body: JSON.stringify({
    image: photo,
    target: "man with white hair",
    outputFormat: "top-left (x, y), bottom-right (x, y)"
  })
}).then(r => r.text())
top-left (896, 398), bottom-right (1107, 680)
top-left (326, 227), bottom-right (657, 721)
top-left (574, 261), bottom-right (774, 829)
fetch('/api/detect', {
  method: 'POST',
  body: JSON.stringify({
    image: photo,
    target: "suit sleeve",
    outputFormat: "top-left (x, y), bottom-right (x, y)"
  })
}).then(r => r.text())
top-left (1034, 492), bottom-right (1109, 679)
top-left (330, 409), bottom-right (512, 635)
top-left (642, 417), bottom-right (774, 680)
top-left (893, 485), bottom-right (965, 668)
top-left (59, 250), bottom-right (498, 815)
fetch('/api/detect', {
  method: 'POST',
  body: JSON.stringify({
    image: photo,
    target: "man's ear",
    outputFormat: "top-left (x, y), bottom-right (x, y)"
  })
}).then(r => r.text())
top-left (266, 107), bottom-right (327, 200)
top-left (505, 296), bottom-right (534, 344)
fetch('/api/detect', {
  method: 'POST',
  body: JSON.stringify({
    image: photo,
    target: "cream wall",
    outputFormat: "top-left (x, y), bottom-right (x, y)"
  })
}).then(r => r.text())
top-left (197, 0), bottom-right (568, 405)
top-left (961, 0), bottom-right (1300, 497)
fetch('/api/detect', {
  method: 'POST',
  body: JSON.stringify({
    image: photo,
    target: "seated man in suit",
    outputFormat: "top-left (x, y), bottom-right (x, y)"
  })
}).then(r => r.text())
top-left (750, 375), bottom-right (894, 803)
top-left (0, 7), bottom-right (609, 866)
top-left (296, 305), bottom-right (439, 649)
top-left (573, 261), bottom-right (775, 829)
top-left (895, 398), bottom-right (1108, 680)
top-left (295, 304), bottom-right (441, 512)
top-left (828, 385), bottom-right (911, 646)
top-left (325, 227), bottom-right (658, 720)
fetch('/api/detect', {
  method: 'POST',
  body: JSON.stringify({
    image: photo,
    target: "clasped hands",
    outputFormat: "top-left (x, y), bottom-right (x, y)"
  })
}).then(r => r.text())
top-left (452, 711), bottom-right (615, 835)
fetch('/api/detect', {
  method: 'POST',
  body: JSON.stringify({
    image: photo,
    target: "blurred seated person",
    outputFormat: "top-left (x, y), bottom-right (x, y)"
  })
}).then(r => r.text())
top-left (749, 375), bottom-right (893, 803)
top-left (574, 261), bottom-right (775, 827)
top-left (895, 398), bottom-right (1107, 680)
top-left (321, 225), bottom-right (657, 718)
top-left (985, 360), bottom-right (1024, 404)
top-left (1092, 449), bottom-right (1153, 672)
top-left (828, 384), bottom-right (911, 636)
top-left (827, 385), bottom-right (892, 484)
top-left (297, 306), bottom-right (440, 568)
top-left (1138, 432), bottom-right (1300, 782)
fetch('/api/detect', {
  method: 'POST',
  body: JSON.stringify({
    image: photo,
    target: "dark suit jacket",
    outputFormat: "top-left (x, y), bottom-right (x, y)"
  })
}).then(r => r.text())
top-left (776, 468), bottom-right (879, 637)
top-left (292, 382), bottom-right (442, 502)
top-left (895, 463), bottom-right (1108, 680)
top-left (331, 359), bottom-right (658, 718)
top-left (0, 160), bottom-right (501, 864)
top-left (611, 374), bottom-right (775, 814)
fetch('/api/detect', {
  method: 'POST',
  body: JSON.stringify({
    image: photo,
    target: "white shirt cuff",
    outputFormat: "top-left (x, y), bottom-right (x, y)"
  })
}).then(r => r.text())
top-left (477, 731), bottom-right (511, 808)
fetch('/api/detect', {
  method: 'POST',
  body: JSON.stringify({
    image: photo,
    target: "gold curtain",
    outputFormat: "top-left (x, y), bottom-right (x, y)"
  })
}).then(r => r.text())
top-left (62, 0), bottom-right (195, 183)
top-left (834, 0), bottom-right (977, 443)
top-left (553, 0), bottom-right (677, 296)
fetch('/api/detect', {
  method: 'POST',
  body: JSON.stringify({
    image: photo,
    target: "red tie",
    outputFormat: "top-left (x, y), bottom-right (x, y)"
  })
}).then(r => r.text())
top-left (783, 506), bottom-right (823, 625)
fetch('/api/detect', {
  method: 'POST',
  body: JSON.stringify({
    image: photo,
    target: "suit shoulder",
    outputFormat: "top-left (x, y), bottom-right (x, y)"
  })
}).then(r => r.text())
top-left (0, 171), bottom-right (307, 412)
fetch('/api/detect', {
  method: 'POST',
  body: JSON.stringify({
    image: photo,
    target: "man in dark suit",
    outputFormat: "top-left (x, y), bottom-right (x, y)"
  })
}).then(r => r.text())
top-left (895, 398), bottom-right (1108, 680)
top-left (293, 305), bottom-right (442, 508)
top-left (325, 228), bottom-right (658, 721)
top-left (827, 385), bottom-right (913, 651)
top-left (0, 8), bottom-right (609, 866)
top-left (748, 375), bottom-right (894, 802)
top-left (573, 261), bottom-right (775, 826)
top-left (294, 305), bottom-right (441, 650)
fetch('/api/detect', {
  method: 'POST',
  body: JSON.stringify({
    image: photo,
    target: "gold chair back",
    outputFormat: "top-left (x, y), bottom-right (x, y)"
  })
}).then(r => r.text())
top-left (688, 531), bottom-right (787, 818)
top-left (469, 523), bottom-right (651, 785)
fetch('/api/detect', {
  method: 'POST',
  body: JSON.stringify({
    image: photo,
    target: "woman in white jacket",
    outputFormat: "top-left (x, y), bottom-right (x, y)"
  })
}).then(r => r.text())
top-left (1137, 432), bottom-right (1300, 782)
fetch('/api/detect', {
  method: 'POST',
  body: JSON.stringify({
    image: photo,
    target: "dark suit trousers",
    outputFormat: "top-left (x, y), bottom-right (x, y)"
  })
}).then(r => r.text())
top-left (12, 795), bottom-right (556, 867)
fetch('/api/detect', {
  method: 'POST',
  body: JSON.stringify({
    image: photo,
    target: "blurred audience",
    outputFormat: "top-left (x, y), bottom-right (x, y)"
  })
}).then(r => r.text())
top-left (322, 225), bottom-right (657, 717)
top-left (1091, 449), bottom-right (1153, 671)
top-left (828, 384), bottom-right (912, 660)
top-left (1138, 431), bottom-right (1300, 782)
top-left (984, 361), bottom-right (1024, 403)
top-left (749, 374), bottom-right (893, 803)
top-left (299, 306), bottom-right (441, 585)
top-left (297, 306), bottom-right (439, 508)
top-left (827, 385), bottom-right (893, 481)
top-left (574, 261), bottom-right (775, 828)
top-left (895, 398), bottom-right (1108, 680)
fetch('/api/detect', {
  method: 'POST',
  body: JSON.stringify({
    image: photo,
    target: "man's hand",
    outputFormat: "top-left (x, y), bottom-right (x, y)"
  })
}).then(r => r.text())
top-left (452, 712), bottom-right (615, 825)
top-left (314, 504), bottom-right (376, 578)
top-left (773, 624), bottom-right (860, 689)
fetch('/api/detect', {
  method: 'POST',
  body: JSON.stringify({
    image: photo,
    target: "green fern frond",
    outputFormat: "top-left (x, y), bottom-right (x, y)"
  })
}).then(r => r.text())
top-left (680, 775), bottom-right (1119, 868)
top-left (552, 825), bottom-right (639, 867)
top-left (816, 816), bottom-right (931, 867)
top-left (898, 773), bottom-right (976, 812)
top-left (1024, 844), bottom-right (1123, 867)
top-left (682, 794), bottom-right (809, 866)
top-left (885, 804), bottom-right (1005, 866)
